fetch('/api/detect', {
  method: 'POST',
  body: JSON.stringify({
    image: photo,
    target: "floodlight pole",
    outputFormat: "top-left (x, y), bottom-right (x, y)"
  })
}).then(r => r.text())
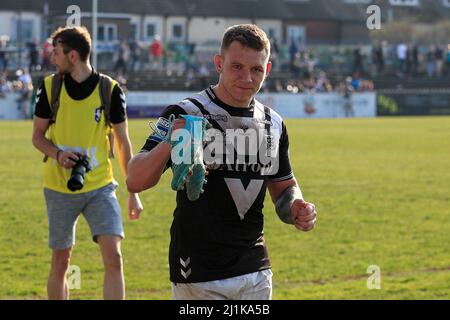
top-left (18, 0), bottom-right (23, 69)
top-left (388, 8), bottom-right (394, 23)
top-left (92, 0), bottom-right (98, 68)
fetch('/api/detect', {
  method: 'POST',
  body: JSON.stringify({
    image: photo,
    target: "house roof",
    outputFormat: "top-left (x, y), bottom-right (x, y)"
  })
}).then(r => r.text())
top-left (0, 0), bottom-right (366, 21)
top-left (1, 0), bottom-right (448, 22)
top-left (0, 0), bottom-right (44, 12)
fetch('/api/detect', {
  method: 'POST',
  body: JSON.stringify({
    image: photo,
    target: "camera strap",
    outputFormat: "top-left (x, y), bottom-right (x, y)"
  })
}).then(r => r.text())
top-left (43, 73), bottom-right (116, 162)
top-left (99, 74), bottom-right (115, 158)
top-left (49, 73), bottom-right (64, 125)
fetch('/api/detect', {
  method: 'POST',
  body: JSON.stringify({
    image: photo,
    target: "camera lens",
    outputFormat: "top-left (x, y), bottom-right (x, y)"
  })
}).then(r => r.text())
top-left (67, 174), bottom-right (84, 191)
top-left (67, 155), bottom-right (90, 192)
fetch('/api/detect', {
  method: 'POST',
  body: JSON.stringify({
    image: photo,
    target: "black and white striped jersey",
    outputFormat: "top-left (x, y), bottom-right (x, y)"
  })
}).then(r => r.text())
top-left (141, 86), bottom-right (294, 283)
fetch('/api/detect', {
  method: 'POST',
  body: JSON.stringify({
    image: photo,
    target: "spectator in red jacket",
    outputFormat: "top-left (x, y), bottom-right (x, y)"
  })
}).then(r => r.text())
top-left (149, 35), bottom-right (163, 71)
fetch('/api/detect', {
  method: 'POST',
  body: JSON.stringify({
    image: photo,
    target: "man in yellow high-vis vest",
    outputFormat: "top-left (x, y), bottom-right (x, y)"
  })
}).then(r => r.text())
top-left (32, 26), bottom-right (143, 300)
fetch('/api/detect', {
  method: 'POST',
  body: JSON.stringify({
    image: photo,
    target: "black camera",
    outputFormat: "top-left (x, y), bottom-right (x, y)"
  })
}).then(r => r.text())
top-left (67, 154), bottom-right (92, 192)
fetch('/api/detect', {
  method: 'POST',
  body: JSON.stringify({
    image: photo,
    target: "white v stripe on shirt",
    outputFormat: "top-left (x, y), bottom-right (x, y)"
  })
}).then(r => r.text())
top-left (225, 178), bottom-right (264, 220)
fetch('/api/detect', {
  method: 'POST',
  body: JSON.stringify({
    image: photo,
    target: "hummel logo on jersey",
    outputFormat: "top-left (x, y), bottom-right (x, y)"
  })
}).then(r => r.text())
top-left (35, 88), bottom-right (42, 104)
top-left (180, 257), bottom-right (192, 279)
top-left (119, 93), bottom-right (127, 109)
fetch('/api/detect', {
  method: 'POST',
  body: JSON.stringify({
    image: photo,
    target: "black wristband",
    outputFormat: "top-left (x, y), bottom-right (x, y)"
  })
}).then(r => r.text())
top-left (56, 149), bottom-right (63, 163)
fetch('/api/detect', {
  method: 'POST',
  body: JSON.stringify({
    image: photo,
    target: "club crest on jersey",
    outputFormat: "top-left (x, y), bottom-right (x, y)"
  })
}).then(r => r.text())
top-left (94, 107), bottom-right (103, 123)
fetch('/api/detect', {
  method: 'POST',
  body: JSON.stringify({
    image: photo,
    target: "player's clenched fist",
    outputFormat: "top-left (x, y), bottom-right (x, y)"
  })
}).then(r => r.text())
top-left (291, 199), bottom-right (317, 232)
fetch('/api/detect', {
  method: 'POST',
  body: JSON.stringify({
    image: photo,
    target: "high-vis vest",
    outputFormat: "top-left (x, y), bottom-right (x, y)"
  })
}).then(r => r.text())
top-left (43, 75), bottom-right (117, 194)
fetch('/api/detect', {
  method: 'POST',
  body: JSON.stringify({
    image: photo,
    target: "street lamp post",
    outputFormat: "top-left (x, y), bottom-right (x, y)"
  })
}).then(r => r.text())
top-left (43, 2), bottom-right (49, 41)
top-left (18, 0), bottom-right (23, 69)
top-left (92, 0), bottom-right (98, 68)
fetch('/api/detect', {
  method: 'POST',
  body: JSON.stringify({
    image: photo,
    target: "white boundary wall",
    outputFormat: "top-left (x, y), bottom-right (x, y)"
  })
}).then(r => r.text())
top-left (126, 91), bottom-right (377, 119)
top-left (1, 91), bottom-right (376, 120)
top-left (0, 93), bottom-right (22, 120)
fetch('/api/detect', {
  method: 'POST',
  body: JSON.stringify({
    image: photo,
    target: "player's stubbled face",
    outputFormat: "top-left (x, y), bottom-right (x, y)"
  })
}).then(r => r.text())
top-left (216, 41), bottom-right (271, 107)
top-left (51, 43), bottom-right (72, 74)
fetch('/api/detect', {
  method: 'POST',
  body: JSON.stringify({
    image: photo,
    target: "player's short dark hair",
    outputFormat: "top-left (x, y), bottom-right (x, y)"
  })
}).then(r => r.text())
top-left (221, 24), bottom-right (270, 57)
top-left (51, 26), bottom-right (92, 62)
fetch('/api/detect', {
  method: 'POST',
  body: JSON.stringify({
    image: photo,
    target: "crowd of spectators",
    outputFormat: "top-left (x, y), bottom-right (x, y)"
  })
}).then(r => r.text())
top-left (0, 68), bottom-right (33, 119)
top-left (1, 34), bottom-right (450, 95)
top-left (371, 41), bottom-right (450, 78)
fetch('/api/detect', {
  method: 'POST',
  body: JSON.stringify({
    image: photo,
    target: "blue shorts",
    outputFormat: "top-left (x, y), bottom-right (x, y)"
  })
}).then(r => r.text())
top-left (44, 182), bottom-right (124, 250)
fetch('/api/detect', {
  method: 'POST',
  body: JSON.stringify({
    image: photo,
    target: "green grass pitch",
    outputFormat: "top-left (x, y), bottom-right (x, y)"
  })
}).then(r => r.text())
top-left (0, 116), bottom-right (449, 299)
